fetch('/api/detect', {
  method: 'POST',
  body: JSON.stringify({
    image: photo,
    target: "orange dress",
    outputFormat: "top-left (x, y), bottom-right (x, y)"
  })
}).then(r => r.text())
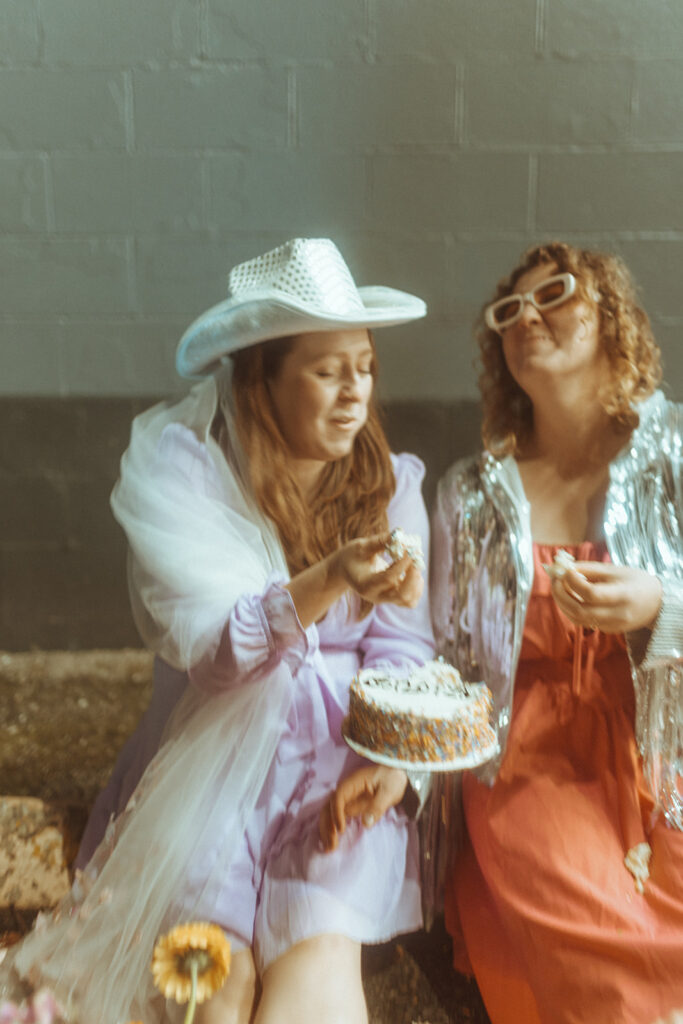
top-left (446, 542), bottom-right (683, 1024)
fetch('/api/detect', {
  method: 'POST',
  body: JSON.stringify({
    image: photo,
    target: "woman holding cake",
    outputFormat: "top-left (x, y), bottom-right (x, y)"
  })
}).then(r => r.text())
top-left (430, 241), bottom-right (683, 1024)
top-left (0, 239), bottom-right (434, 1024)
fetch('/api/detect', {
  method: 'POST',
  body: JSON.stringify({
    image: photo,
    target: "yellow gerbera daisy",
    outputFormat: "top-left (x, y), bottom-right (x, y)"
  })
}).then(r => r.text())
top-left (152, 922), bottom-right (231, 1012)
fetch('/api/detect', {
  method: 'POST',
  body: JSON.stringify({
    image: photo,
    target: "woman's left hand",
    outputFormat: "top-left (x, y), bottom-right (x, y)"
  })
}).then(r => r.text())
top-left (550, 561), bottom-right (662, 634)
top-left (319, 764), bottom-right (408, 852)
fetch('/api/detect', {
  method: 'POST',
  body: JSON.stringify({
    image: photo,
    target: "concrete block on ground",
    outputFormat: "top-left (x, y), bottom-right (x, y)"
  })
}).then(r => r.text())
top-left (0, 797), bottom-right (71, 911)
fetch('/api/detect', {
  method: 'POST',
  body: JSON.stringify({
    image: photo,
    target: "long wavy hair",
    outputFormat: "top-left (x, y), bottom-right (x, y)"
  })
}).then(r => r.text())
top-left (477, 241), bottom-right (662, 457)
top-left (229, 332), bottom-right (395, 616)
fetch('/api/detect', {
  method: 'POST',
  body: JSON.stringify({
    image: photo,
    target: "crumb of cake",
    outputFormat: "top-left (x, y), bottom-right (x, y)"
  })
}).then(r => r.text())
top-left (385, 527), bottom-right (425, 571)
top-left (555, 549), bottom-right (575, 570)
top-left (543, 548), bottom-right (576, 581)
top-left (624, 842), bottom-right (652, 894)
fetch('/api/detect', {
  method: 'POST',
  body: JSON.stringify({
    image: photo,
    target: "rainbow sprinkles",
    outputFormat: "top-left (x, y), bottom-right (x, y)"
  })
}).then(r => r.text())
top-left (344, 658), bottom-right (498, 771)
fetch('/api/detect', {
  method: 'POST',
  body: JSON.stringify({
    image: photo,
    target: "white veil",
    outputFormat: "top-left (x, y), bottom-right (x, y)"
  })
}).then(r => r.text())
top-left (1, 368), bottom-right (294, 1023)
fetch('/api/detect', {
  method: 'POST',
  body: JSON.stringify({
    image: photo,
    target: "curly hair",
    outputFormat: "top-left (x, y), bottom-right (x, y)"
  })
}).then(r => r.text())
top-left (229, 332), bottom-right (395, 617)
top-left (477, 241), bottom-right (662, 456)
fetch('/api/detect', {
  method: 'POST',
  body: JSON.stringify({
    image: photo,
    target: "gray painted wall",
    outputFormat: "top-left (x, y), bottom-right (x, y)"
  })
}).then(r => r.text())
top-left (1, 0), bottom-right (683, 650)
top-left (1, 0), bottom-right (682, 401)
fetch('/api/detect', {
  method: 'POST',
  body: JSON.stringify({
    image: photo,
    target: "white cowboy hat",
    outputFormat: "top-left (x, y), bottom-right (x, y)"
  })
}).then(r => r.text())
top-left (175, 237), bottom-right (427, 378)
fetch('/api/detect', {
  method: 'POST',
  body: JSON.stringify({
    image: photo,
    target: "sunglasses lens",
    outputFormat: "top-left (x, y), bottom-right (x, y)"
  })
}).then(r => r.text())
top-left (490, 297), bottom-right (522, 328)
top-left (533, 276), bottom-right (569, 308)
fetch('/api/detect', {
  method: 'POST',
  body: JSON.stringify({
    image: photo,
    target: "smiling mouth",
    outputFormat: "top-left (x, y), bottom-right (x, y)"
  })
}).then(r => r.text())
top-left (521, 331), bottom-right (552, 342)
top-left (331, 417), bottom-right (358, 429)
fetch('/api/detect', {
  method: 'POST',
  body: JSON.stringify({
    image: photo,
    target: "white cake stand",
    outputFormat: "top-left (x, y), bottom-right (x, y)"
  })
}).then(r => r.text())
top-left (342, 719), bottom-right (499, 773)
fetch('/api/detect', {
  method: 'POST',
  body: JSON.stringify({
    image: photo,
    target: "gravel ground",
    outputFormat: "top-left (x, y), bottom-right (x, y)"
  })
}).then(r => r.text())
top-left (365, 943), bottom-right (450, 1024)
top-left (0, 649), bottom-right (153, 803)
top-left (0, 650), bottom-right (491, 1024)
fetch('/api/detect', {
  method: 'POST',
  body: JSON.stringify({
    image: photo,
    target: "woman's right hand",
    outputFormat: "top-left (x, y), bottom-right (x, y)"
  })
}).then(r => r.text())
top-left (286, 532), bottom-right (424, 629)
top-left (334, 534), bottom-right (424, 609)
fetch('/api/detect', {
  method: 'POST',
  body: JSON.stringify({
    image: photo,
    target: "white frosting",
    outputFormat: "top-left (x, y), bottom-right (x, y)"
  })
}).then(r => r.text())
top-left (544, 547), bottom-right (576, 581)
top-left (353, 659), bottom-right (483, 717)
top-left (385, 526), bottom-right (425, 571)
top-left (554, 548), bottom-right (576, 570)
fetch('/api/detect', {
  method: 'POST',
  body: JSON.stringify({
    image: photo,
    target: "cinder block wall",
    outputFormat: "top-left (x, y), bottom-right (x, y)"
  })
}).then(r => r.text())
top-left (1, 0), bottom-right (682, 649)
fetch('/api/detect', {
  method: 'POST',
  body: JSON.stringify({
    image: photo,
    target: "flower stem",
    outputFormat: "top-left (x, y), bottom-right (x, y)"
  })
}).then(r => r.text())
top-left (183, 960), bottom-right (198, 1024)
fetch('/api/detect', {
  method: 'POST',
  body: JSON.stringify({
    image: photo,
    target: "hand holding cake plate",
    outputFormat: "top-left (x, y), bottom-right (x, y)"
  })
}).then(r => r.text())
top-left (342, 658), bottom-right (499, 773)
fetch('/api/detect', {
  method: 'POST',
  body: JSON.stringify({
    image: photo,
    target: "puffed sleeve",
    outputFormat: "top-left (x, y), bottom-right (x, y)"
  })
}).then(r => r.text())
top-left (189, 575), bottom-right (318, 694)
top-left (359, 452), bottom-right (435, 670)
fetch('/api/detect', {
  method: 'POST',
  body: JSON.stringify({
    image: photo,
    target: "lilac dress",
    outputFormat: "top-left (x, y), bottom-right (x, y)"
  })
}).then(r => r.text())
top-left (77, 447), bottom-right (434, 972)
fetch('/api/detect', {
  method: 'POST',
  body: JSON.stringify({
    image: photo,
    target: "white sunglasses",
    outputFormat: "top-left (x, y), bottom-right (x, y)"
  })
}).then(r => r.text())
top-left (485, 272), bottom-right (577, 332)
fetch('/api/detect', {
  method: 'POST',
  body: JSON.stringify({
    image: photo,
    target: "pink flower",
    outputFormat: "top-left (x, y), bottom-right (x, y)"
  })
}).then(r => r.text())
top-left (0, 1001), bottom-right (28, 1024)
top-left (0, 989), bottom-right (64, 1024)
top-left (29, 990), bottom-right (62, 1024)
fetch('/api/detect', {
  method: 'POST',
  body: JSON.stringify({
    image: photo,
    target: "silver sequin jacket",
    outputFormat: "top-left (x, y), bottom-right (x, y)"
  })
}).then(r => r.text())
top-left (423, 391), bottom-right (683, 913)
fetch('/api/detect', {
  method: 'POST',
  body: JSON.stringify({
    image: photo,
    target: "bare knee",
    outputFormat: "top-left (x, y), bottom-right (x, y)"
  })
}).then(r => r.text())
top-left (255, 934), bottom-right (367, 1024)
top-left (194, 948), bottom-right (257, 1024)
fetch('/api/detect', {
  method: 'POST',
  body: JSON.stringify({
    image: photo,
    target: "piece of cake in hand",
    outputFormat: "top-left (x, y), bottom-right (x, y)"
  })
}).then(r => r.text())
top-left (344, 658), bottom-right (497, 769)
top-left (385, 526), bottom-right (425, 571)
top-left (543, 547), bottom-right (576, 581)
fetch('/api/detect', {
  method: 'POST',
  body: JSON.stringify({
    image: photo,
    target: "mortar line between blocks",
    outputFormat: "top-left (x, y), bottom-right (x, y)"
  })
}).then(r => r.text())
top-left (535, 0), bottom-right (547, 55)
top-left (527, 154), bottom-right (538, 235)
top-left (287, 66), bottom-right (298, 149)
top-left (198, 0), bottom-right (209, 59)
top-left (126, 235), bottom-right (138, 315)
top-left (365, 0), bottom-right (376, 61)
top-left (42, 151), bottom-right (56, 234)
top-left (455, 63), bottom-right (466, 146)
top-left (123, 69), bottom-right (135, 154)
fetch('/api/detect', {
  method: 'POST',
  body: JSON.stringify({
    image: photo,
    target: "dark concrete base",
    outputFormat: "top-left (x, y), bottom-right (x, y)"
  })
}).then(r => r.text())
top-left (0, 395), bottom-right (481, 651)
